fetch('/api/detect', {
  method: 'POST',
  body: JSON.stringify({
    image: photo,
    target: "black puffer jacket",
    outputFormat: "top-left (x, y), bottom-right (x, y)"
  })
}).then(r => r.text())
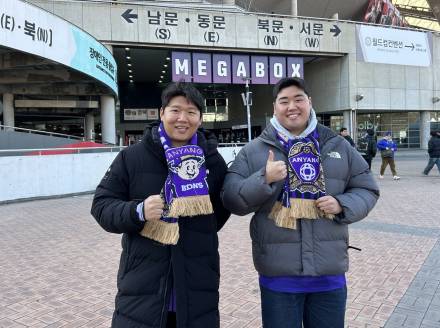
top-left (91, 127), bottom-right (230, 328)
top-left (428, 135), bottom-right (440, 158)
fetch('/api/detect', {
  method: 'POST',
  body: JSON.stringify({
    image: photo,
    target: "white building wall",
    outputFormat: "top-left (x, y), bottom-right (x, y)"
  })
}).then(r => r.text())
top-left (0, 153), bottom-right (118, 202)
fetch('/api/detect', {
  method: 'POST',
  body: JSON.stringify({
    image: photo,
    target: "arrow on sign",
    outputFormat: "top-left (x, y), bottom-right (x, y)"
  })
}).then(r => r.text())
top-left (405, 43), bottom-right (415, 50)
top-left (122, 9), bottom-right (138, 23)
top-left (330, 25), bottom-right (341, 37)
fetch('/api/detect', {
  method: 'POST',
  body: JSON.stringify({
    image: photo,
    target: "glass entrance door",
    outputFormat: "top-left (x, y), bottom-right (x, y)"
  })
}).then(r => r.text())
top-left (356, 112), bottom-right (421, 148)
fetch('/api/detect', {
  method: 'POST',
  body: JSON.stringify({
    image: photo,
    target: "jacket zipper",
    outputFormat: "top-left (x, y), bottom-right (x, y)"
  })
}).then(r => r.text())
top-left (159, 259), bottom-right (172, 328)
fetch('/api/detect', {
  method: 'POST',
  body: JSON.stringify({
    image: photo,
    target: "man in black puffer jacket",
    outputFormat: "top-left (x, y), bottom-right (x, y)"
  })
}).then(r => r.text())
top-left (423, 130), bottom-right (440, 175)
top-left (91, 82), bottom-right (230, 328)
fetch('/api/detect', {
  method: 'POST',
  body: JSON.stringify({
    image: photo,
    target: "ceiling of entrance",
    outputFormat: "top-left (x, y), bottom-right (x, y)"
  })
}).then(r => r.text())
top-left (0, 46), bottom-right (108, 98)
top-left (113, 47), bottom-right (171, 83)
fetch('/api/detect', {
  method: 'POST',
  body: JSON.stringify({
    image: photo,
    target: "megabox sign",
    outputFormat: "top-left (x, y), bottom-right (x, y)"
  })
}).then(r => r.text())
top-left (172, 51), bottom-right (304, 84)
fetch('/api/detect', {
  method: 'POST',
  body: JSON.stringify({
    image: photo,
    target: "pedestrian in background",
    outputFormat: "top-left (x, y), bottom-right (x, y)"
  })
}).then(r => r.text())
top-left (91, 82), bottom-right (230, 328)
top-left (363, 128), bottom-right (377, 170)
top-left (339, 127), bottom-right (355, 147)
top-left (423, 130), bottom-right (440, 176)
top-left (377, 131), bottom-right (400, 180)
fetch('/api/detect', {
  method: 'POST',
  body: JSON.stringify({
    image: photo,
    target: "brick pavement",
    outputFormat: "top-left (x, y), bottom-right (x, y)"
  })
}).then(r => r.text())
top-left (0, 151), bottom-right (439, 327)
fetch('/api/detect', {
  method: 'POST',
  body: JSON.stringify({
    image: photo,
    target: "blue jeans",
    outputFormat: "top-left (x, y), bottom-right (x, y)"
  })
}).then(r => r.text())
top-left (260, 285), bottom-right (347, 328)
top-left (423, 157), bottom-right (440, 175)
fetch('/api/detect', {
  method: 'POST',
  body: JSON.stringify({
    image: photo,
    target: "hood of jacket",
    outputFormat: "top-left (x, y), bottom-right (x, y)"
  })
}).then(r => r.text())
top-left (258, 122), bottom-right (338, 152)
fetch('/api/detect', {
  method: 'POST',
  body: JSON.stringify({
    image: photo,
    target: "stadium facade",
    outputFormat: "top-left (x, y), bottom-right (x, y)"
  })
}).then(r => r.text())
top-left (1, 0), bottom-right (440, 149)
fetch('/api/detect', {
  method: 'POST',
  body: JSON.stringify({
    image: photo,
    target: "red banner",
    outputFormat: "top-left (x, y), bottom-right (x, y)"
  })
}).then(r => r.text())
top-left (364, 0), bottom-right (408, 27)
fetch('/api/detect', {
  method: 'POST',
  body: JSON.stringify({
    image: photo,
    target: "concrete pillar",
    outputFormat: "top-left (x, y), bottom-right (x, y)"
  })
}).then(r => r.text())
top-left (85, 112), bottom-right (95, 141)
top-left (100, 95), bottom-right (116, 145)
top-left (3, 93), bottom-right (14, 129)
top-left (291, 0), bottom-right (298, 16)
top-left (420, 111), bottom-right (431, 150)
top-left (98, 44), bottom-right (116, 144)
top-left (343, 110), bottom-right (352, 133)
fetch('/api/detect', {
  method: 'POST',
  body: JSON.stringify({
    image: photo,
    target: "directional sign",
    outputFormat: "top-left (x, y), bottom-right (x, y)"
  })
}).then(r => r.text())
top-left (78, 1), bottom-right (350, 53)
top-left (356, 25), bottom-right (431, 67)
top-left (122, 9), bottom-right (138, 23)
top-left (330, 25), bottom-right (341, 37)
top-left (405, 43), bottom-right (414, 51)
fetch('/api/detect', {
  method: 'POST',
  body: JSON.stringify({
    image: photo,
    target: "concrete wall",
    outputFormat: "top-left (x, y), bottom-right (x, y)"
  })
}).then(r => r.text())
top-left (0, 152), bottom-right (118, 202)
top-left (0, 131), bottom-right (80, 150)
top-left (306, 56), bottom-right (350, 113)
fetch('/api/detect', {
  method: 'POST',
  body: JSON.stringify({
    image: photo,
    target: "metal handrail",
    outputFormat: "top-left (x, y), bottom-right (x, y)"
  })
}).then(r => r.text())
top-left (0, 124), bottom-right (85, 140)
top-left (0, 146), bottom-right (126, 156)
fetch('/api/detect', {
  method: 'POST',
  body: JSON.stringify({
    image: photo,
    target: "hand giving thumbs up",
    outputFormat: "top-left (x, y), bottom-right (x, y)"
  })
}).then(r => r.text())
top-left (265, 149), bottom-right (288, 184)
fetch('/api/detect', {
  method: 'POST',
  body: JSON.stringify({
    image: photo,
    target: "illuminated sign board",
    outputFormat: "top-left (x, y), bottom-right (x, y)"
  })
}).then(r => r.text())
top-left (172, 51), bottom-right (304, 84)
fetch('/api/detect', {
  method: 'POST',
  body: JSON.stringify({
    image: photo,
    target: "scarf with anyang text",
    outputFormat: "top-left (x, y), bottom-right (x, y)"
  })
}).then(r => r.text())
top-left (140, 123), bottom-right (213, 244)
top-left (269, 128), bottom-right (334, 229)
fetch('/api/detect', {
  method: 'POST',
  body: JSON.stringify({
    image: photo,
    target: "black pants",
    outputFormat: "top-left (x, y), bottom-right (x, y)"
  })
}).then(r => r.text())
top-left (166, 312), bottom-right (176, 328)
top-left (362, 155), bottom-right (373, 170)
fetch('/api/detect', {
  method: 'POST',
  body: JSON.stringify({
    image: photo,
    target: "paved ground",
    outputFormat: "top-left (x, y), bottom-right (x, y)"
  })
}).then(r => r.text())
top-left (0, 150), bottom-right (439, 328)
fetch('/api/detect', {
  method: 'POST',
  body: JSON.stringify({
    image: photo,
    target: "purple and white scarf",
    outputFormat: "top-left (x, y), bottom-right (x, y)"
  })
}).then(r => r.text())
top-left (269, 129), bottom-right (334, 229)
top-left (140, 123), bottom-right (213, 245)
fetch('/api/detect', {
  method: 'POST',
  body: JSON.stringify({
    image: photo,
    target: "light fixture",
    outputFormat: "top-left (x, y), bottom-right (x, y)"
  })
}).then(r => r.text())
top-left (126, 56), bottom-right (131, 60)
top-left (432, 96), bottom-right (440, 103)
top-left (127, 63), bottom-right (132, 66)
top-left (125, 47), bottom-right (130, 51)
top-left (129, 75), bottom-right (133, 78)
top-left (128, 69), bottom-right (132, 73)
top-left (159, 80), bottom-right (162, 83)
top-left (160, 75), bottom-right (164, 79)
top-left (164, 64), bottom-right (168, 67)
top-left (162, 70), bottom-right (165, 73)
top-left (166, 57), bottom-right (170, 61)
top-left (129, 79), bottom-right (134, 83)
top-left (355, 94), bottom-right (364, 101)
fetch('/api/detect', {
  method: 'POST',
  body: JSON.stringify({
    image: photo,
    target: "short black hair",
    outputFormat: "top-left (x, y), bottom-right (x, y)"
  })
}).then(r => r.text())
top-left (340, 127), bottom-right (348, 133)
top-left (273, 77), bottom-right (309, 101)
top-left (161, 82), bottom-right (204, 114)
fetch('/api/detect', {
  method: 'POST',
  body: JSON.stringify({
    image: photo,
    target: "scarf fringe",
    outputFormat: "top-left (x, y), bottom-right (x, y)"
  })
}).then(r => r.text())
top-left (140, 220), bottom-right (179, 245)
top-left (168, 195), bottom-right (213, 218)
top-left (269, 199), bottom-right (335, 230)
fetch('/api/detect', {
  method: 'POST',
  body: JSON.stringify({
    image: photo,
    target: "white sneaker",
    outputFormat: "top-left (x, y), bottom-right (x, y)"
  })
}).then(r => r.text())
top-left (379, 175), bottom-right (384, 179)
top-left (393, 176), bottom-right (400, 180)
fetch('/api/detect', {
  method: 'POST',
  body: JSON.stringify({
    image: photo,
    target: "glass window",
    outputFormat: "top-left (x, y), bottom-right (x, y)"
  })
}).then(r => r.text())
top-left (330, 116), bottom-right (343, 132)
top-left (356, 112), bottom-right (420, 149)
top-left (430, 112), bottom-right (440, 131)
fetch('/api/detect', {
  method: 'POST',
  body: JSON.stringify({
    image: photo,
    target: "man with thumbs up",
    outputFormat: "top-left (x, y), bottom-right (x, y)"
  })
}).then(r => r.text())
top-left (222, 77), bottom-right (379, 328)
